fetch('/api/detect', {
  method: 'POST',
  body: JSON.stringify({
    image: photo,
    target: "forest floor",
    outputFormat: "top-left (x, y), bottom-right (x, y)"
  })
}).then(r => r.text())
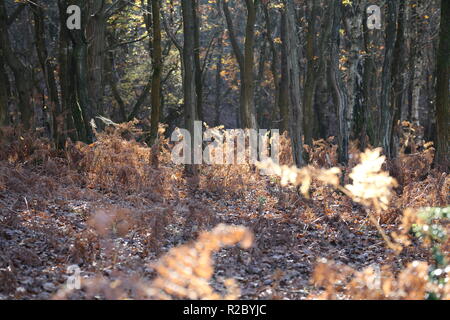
top-left (0, 127), bottom-right (447, 300)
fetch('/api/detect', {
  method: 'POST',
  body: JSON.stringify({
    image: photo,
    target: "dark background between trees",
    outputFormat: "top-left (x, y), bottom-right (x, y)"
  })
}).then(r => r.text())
top-left (0, 0), bottom-right (448, 170)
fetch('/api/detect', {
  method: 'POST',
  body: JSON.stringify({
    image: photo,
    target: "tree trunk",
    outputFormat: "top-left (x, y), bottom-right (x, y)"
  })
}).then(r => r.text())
top-left (223, 0), bottom-right (258, 130)
top-left (263, 3), bottom-right (281, 131)
top-left (214, 33), bottom-right (223, 126)
top-left (303, 0), bottom-right (318, 146)
top-left (68, 1), bottom-right (95, 142)
top-left (182, 0), bottom-right (199, 175)
top-left (279, 11), bottom-right (290, 135)
top-left (379, 0), bottom-right (399, 157)
top-left (0, 0), bottom-right (33, 129)
top-left (33, 4), bottom-right (63, 147)
top-left (390, 0), bottom-right (407, 158)
top-left (105, 45), bottom-right (127, 122)
top-left (58, 0), bottom-right (78, 141)
top-left (329, 0), bottom-right (349, 165)
top-left (283, 1), bottom-right (305, 167)
top-left (0, 47), bottom-right (9, 126)
top-left (149, 0), bottom-right (162, 145)
top-left (242, 0), bottom-right (258, 130)
top-left (435, 0), bottom-right (449, 170)
top-left (87, 0), bottom-right (106, 119)
top-left (360, 2), bottom-right (376, 149)
top-left (193, 0), bottom-right (203, 123)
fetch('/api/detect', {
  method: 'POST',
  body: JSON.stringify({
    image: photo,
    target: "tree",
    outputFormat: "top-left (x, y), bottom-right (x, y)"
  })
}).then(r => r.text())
top-left (223, 0), bottom-right (258, 130)
top-left (435, 0), bottom-right (449, 171)
top-left (67, 0), bottom-right (95, 143)
top-left (32, 2), bottom-right (63, 146)
top-left (182, 0), bottom-right (198, 175)
top-left (149, 0), bottom-right (163, 145)
top-left (329, 0), bottom-right (349, 165)
top-left (283, 0), bottom-right (305, 167)
top-left (0, 47), bottom-right (9, 126)
top-left (86, 0), bottom-right (107, 119)
top-left (0, 0), bottom-right (33, 129)
top-left (303, 0), bottom-right (319, 146)
top-left (378, 0), bottom-right (399, 158)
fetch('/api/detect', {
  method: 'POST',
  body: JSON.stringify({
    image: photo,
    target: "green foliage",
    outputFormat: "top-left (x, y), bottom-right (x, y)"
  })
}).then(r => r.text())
top-left (410, 207), bottom-right (450, 299)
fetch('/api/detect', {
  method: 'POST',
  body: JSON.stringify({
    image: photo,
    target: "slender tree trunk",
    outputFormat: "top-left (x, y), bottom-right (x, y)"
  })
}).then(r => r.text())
top-left (193, 0), bottom-right (203, 123)
top-left (0, 0), bottom-right (33, 129)
top-left (263, 3), bottom-right (281, 131)
top-left (379, 0), bottom-right (400, 157)
top-left (279, 11), bottom-right (290, 135)
top-left (147, 0), bottom-right (163, 145)
top-left (223, 0), bottom-right (258, 130)
top-left (390, 0), bottom-right (407, 158)
top-left (32, 4), bottom-right (63, 147)
top-left (303, 0), bottom-right (318, 146)
top-left (68, 1), bottom-right (95, 142)
top-left (329, 0), bottom-right (349, 164)
top-left (87, 0), bottom-right (106, 119)
top-left (243, 0), bottom-right (258, 130)
top-left (256, 39), bottom-right (267, 128)
top-left (58, 0), bottom-right (79, 141)
top-left (435, 0), bottom-right (449, 170)
top-left (283, 1), bottom-right (305, 167)
top-left (360, 3), bottom-right (376, 149)
top-left (0, 48), bottom-right (9, 126)
top-left (105, 46), bottom-right (127, 122)
top-left (182, 0), bottom-right (198, 175)
top-left (214, 33), bottom-right (223, 126)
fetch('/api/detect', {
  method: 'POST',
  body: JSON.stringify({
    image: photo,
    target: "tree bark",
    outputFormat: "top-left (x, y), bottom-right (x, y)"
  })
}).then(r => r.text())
top-left (435, 0), bottom-right (450, 170)
top-left (379, 0), bottom-right (399, 157)
top-left (182, 0), bottom-right (198, 175)
top-left (283, 1), bottom-right (305, 167)
top-left (32, 4), bottom-right (63, 147)
top-left (193, 0), bottom-right (203, 123)
top-left (303, 0), bottom-right (318, 146)
top-left (329, 0), bottom-right (349, 164)
top-left (87, 0), bottom-right (107, 119)
top-left (223, 0), bottom-right (258, 130)
top-left (0, 0), bottom-right (33, 129)
top-left (0, 47), bottom-right (9, 126)
top-left (263, 3), bottom-right (281, 131)
top-left (149, 0), bottom-right (163, 145)
top-left (214, 33), bottom-right (223, 126)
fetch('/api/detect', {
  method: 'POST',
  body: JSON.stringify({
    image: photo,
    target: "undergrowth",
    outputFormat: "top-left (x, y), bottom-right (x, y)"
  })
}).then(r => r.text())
top-left (0, 122), bottom-right (448, 300)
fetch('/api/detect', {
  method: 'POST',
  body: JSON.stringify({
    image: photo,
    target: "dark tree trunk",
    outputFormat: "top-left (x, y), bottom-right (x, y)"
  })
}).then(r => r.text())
top-left (149, 0), bottom-right (163, 145)
top-left (214, 33), bottom-right (223, 126)
top-left (329, 0), bottom-right (349, 165)
top-left (360, 3), bottom-right (376, 149)
top-left (263, 3), bottom-right (281, 131)
top-left (283, 1), bottom-right (305, 167)
top-left (0, 47), bottom-right (9, 126)
top-left (435, 0), bottom-right (450, 171)
top-left (32, 4), bottom-right (63, 147)
top-left (223, 0), bottom-right (258, 130)
top-left (193, 0), bottom-right (203, 123)
top-left (87, 0), bottom-right (106, 119)
top-left (279, 11), bottom-right (290, 135)
top-left (58, 0), bottom-right (78, 141)
top-left (182, 0), bottom-right (199, 175)
top-left (390, 0), bottom-right (407, 158)
top-left (379, 0), bottom-right (400, 157)
top-left (0, 0), bottom-right (33, 129)
top-left (303, 0), bottom-right (318, 146)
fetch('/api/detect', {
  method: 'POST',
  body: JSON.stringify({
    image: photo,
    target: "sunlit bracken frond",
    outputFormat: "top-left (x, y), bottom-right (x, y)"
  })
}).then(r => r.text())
top-left (345, 148), bottom-right (398, 210)
top-left (256, 159), bottom-right (341, 197)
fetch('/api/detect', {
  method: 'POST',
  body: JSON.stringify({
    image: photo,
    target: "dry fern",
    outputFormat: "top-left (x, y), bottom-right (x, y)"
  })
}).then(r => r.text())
top-left (147, 224), bottom-right (253, 300)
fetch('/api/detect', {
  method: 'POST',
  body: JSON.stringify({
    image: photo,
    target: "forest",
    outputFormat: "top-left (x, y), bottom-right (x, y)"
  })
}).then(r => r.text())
top-left (0, 0), bottom-right (449, 301)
